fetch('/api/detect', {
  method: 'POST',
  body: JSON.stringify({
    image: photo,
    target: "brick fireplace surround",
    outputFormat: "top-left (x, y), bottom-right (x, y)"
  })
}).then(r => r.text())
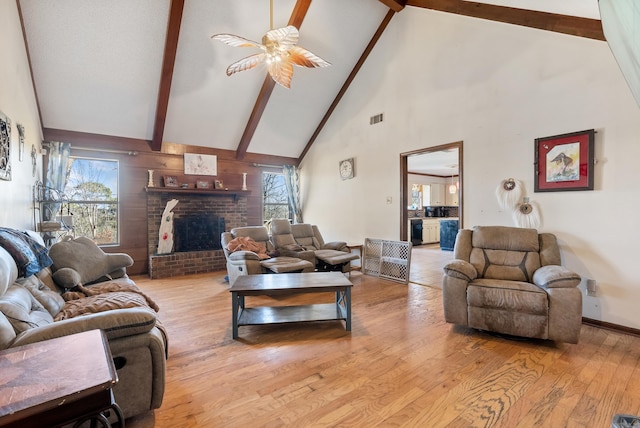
top-left (146, 190), bottom-right (247, 279)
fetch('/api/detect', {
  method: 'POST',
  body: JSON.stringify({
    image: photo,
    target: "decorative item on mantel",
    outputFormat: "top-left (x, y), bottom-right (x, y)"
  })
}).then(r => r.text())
top-left (147, 170), bottom-right (154, 187)
top-left (242, 173), bottom-right (248, 191)
top-left (157, 199), bottom-right (179, 254)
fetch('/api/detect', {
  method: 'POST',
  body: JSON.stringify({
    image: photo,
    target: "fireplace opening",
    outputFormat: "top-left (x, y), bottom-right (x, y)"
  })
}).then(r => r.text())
top-left (174, 215), bottom-right (225, 252)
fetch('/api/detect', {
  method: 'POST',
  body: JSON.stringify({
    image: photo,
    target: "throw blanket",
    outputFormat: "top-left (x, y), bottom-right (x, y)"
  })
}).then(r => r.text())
top-left (227, 236), bottom-right (271, 260)
top-left (0, 228), bottom-right (53, 277)
top-left (61, 281), bottom-right (160, 312)
top-left (54, 281), bottom-right (169, 358)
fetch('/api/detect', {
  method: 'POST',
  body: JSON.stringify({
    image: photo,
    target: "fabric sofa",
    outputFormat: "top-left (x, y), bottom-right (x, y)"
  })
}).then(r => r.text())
top-left (0, 228), bottom-right (167, 419)
top-left (442, 226), bottom-right (582, 343)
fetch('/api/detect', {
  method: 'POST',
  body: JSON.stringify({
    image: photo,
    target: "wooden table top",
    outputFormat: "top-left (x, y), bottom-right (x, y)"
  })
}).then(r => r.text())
top-left (230, 272), bottom-right (352, 293)
top-left (0, 329), bottom-right (117, 424)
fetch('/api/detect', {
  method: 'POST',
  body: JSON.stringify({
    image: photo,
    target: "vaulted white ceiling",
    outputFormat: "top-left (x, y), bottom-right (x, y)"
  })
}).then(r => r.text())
top-left (18, 0), bottom-right (602, 162)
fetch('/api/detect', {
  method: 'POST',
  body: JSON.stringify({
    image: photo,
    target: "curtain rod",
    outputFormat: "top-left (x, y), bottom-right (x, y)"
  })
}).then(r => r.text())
top-left (73, 146), bottom-right (138, 156)
top-left (253, 163), bottom-right (284, 168)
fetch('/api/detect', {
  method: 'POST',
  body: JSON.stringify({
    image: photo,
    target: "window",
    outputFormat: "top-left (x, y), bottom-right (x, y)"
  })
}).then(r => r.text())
top-left (62, 157), bottom-right (119, 245)
top-left (262, 172), bottom-right (291, 224)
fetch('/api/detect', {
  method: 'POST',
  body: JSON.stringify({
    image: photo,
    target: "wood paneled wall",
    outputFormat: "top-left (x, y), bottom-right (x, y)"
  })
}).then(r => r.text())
top-left (43, 129), bottom-right (297, 275)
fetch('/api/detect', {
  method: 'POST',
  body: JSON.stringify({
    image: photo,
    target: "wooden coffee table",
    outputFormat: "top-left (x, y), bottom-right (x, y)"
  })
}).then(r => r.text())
top-left (229, 272), bottom-right (353, 339)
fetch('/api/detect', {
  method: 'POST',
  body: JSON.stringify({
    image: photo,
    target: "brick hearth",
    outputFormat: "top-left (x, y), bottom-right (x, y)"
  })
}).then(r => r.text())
top-left (146, 190), bottom-right (247, 278)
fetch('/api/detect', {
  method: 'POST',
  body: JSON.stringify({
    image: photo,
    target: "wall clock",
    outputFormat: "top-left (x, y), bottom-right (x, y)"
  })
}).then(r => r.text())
top-left (339, 158), bottom-right (354, 180)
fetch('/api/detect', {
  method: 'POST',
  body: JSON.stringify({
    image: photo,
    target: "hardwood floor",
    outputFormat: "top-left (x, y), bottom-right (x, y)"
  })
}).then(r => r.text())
top-left (127, 246), bottom-right (640, 427)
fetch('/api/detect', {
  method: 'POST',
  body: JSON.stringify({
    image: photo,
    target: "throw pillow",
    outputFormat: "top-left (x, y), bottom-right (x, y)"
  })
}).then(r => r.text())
top-left (49, 236), bottom-right (133, 289)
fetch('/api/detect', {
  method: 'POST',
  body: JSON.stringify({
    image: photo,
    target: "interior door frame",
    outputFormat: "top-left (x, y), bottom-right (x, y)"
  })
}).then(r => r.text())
top-left (400, 141), bottom-right (463, 241)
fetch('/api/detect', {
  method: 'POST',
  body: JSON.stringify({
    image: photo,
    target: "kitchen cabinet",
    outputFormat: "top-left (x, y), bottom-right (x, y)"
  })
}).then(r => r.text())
top-left (423, 184), bottom-right (445, 206)
top-left (422, 219), bottom-right (440, 244)
top-left (445, 187), bottom-right (459, 206)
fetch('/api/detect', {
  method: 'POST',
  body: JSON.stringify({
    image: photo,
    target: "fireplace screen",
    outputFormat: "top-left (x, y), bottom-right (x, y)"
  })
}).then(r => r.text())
top-left (174, 215), bottom-right (225, 252)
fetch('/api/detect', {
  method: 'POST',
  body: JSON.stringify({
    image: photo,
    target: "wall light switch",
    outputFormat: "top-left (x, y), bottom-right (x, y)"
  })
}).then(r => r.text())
top-left (386, 196), bottom-right (392, 204)
top-left (586, 279), bottom-right (597, 297)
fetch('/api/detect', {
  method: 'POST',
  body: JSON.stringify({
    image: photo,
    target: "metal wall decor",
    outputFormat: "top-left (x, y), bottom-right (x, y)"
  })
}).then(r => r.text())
top-left (17, 124), bottom-right (25, 162)
top-left (0, 111), bottom-right (11, 181)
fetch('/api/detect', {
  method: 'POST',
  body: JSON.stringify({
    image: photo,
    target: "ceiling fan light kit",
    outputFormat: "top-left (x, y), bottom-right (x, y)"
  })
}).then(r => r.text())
top-left (211, 1), bottom-right (330, 88)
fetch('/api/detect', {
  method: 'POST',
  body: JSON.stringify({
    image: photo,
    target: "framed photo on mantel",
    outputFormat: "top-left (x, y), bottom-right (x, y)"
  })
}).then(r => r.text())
top-left (534, 129), bottom-right (595, 192)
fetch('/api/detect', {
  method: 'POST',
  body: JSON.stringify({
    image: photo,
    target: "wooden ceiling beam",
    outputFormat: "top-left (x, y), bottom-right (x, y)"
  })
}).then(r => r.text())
top-left (407, 0), bottom-right (604, 41)
top-left (297, 9), bottom-right (397, 165)
top-left (150, 0), bottom-right (185, 152)
top-left (379, 0), bottom-right (406, 12)
top-left (235, 0), bottom-right (313, 160)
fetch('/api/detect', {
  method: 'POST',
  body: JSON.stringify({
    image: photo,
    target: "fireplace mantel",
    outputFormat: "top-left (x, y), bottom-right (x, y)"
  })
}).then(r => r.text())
top-left (145, 187), bottom-right (250, 202)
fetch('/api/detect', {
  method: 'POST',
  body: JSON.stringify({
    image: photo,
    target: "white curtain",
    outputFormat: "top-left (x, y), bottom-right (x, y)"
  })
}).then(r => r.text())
top-left (44, 141), bottom-right (71, 220)
top-left (283, 165), bottom-right (303, 223)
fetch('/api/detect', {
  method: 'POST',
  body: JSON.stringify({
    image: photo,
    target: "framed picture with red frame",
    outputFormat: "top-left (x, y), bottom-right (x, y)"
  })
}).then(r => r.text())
top-left (534, 129), bottom-right (595, 192)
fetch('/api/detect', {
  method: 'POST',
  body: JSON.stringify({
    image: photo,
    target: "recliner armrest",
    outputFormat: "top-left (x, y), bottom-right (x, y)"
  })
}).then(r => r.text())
top-left (228, 251), bottom-right (260, 261)
top-left (443, 259), bottom-right (477, 282)
top-left (322, 241), bottom-right (348, 251)
top-left (533, 265), bottom-right (581, 289)
top-left (11, 308), bottom-right (157, 348)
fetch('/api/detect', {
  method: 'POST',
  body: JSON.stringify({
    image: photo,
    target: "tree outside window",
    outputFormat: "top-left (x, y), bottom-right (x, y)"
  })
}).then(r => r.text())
top-left (62, 157), bottom-right (119, 245)
top-left (263, 172), bottom-right (291, 224)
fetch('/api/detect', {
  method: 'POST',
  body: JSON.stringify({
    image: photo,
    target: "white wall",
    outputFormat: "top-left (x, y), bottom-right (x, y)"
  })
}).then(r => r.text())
top-left (0, 1), bottom-right (43, 229)
top-left (301, 8), bottom-right (640, 328)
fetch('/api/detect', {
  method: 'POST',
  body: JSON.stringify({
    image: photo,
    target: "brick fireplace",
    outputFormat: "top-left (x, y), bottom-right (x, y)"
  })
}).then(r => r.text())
top-left (146, 189), bottom-right (247, 278)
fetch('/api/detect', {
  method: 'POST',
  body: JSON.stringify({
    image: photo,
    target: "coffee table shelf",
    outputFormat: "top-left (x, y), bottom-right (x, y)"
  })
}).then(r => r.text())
top-left (238, 303), bottom-right (348, 326)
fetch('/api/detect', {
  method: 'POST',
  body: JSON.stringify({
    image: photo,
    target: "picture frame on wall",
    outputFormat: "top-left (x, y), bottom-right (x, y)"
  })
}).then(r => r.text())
top-left (0, 111), bottom-right (12, 181)
top-left (184, 153), bottom-right (217, 176)
top-left (214, 180), bottom-right (224, 189)
top-left (196, 180), bottom-right (209, 189)
top-left (534, 129), bottom-right (595, 192)
top-left (163, 175), bottom-right (179, 187)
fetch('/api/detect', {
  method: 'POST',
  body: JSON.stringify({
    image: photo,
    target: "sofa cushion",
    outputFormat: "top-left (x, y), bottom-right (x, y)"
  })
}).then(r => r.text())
top-left (0, 228), bottom-right (53, 278)
top-left (472, 226), bottom-right (539, 252)
top-left (49, 236), bottom-right (133, 289)
top-left (0, 285), bottom-right (54, 333)
top-left (470, 248), bottom-right (541, 282)
top-left (16, 275), bottom-right (65, 316)
top-left (468, 279), bottom-right (548, 315)
top-left (291, 224), bottom-right (322, 250)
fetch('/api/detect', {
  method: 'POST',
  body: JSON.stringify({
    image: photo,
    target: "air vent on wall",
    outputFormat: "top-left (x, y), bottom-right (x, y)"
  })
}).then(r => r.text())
top-left (370, 113), bottom-right (384, 125)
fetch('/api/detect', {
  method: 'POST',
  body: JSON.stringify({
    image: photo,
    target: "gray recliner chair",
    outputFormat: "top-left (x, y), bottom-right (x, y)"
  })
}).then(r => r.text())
top-left (271, 219), bottom-right (358, 273)
top-left (221, 226), bottom-right (314, 285)
top-left (442, 226), bottom-right (582, 343)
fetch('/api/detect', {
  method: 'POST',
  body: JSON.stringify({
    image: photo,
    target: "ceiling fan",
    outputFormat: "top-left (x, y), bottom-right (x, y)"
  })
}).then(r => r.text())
top-left (211, 0), bottom-right (330, 89)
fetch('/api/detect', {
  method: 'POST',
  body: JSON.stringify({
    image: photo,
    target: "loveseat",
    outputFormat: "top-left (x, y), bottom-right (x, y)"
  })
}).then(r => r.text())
top-left (0, 228), bottom-right (167, 420)
top-left (442, 226), bottom-right (582, 343)
top-left (271, 220), bottom-right (358, 272)
top-left (221, 226), bottom-right (314, 285)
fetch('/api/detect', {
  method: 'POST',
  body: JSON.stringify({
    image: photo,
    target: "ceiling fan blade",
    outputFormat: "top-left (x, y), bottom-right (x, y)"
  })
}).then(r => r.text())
top-left (287, 46), bottom-right (330, 69)
top-left (211, 33), bottom-right (262, 49)
top-left (226, 54), bottom-right (265, 76)
top-left (268, 60), bottom-right (294, 88)
top-left (263, 25), bottom-right (299, 50)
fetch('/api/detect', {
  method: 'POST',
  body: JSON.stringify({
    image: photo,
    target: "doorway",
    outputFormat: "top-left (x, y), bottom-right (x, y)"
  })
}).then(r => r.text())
top-left (400, 141), bottom-right (463, 242)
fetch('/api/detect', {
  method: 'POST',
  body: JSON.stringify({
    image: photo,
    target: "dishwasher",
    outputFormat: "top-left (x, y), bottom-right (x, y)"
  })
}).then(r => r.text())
top-left (410, 218), bottom-right (423, 246)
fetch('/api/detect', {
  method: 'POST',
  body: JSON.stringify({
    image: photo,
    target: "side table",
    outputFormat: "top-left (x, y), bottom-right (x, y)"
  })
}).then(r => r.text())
top-left (346, 243), bottom-right (363, 272)
top-left (0, 329), bottom-right (123, 428)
